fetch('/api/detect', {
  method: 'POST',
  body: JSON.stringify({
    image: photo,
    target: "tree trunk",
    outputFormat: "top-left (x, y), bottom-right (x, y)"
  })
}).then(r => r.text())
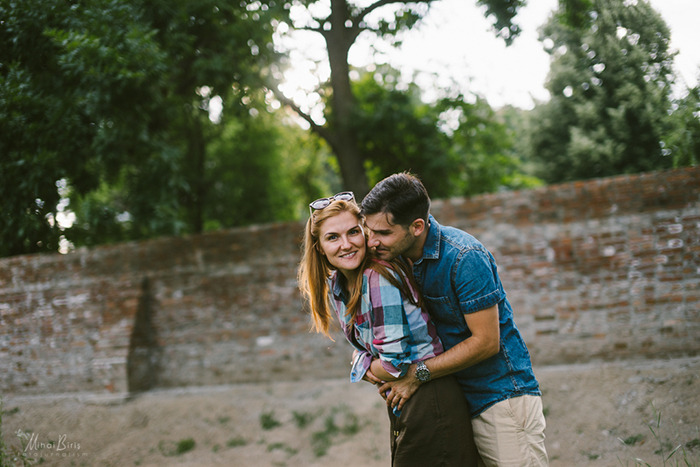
top-left (323, 0), bottom-right (370, 198)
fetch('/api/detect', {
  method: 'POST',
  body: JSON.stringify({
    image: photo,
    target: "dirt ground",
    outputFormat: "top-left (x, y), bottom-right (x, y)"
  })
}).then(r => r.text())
top-left (2, 356), bottom-right (699, 467)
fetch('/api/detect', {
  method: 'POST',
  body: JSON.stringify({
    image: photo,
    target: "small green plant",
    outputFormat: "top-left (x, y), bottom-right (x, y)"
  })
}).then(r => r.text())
top-left (217, 416), bottom-right (231, 425)
top-left (158, 437), bottom-right (196, 456)
top-left (0, 399), bottom-right (35, 467)
top-left (267, 442), bottom-right (298, 456)
top-left (618, 403), bottom-right (700, 467)
top-left (176, 438), bottom-right (195, 455)
top-left (686, 439), bottom-right (700, 450)
top-left (621, 434), bottom-right (645, 446)
top-left (260, 411), bottom-right (282, 430)
top-left (310, 405), bottom-right (362, 457)
top-left (292, 411), bottom-right (316, 429)
top-left (226, 437), bottom-right (247, 448)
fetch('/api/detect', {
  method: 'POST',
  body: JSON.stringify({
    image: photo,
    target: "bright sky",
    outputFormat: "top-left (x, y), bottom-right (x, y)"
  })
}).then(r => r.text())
top-left (279, 0), bottom-right (700, 112)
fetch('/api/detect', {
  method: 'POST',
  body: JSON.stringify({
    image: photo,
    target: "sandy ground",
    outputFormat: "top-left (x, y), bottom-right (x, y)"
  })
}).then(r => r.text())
top-left (2, 356), bottom-right (699, 467)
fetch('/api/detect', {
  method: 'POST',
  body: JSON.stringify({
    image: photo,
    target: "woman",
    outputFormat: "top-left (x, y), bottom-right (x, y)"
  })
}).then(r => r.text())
top-left (297, 192), bottom-right (478, 466)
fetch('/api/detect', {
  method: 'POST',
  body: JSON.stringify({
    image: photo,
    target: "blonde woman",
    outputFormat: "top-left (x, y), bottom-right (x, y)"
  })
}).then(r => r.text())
top-left (298, 192), bottom-right (478, 466)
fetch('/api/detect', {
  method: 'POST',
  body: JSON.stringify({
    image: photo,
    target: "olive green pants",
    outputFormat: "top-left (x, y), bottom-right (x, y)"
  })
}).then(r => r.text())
top-left (388, 376), bottom-right (479, 466)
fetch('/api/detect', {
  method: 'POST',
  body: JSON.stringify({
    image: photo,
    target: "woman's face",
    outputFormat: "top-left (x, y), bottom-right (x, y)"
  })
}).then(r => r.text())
top-left (318, 210), bottom-right (366, 278)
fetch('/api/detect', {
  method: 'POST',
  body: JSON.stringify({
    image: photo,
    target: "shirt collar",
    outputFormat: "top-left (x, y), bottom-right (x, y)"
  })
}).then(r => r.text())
top-left (329, 270), bottom-right (349, 302)
top-left (416, 214), bottom-right (441, 263)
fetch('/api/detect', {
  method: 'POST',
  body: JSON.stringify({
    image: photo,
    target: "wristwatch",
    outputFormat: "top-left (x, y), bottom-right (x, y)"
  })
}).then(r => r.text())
top-left (415, 361), bottom-right (431, 383)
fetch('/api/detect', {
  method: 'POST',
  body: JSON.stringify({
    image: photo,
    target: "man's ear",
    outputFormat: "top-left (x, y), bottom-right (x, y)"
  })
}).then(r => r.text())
top-left (409, 218), bottom-right (426, 237)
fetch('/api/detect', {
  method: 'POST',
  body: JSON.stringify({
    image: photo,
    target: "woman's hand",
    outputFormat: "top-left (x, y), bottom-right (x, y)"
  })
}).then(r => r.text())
top-left (362, 368), bottom-right (384, 385)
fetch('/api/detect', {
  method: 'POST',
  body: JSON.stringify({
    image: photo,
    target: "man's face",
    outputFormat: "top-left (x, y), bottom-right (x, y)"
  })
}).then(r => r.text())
top-left (364, 212), bottom-right (416, 261)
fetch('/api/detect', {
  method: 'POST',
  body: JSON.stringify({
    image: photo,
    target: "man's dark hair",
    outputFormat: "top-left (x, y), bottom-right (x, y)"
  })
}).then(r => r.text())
top-left (361, 172), bottom-right (430, 226)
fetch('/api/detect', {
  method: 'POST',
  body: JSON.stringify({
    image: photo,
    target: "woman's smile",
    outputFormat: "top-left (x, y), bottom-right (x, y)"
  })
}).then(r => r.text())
top-left (318, 211), bottom-right (366, 278)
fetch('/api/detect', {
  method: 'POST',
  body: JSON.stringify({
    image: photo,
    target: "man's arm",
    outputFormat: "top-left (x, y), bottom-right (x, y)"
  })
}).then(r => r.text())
top-left (379, 303), bottom-right (500, 411)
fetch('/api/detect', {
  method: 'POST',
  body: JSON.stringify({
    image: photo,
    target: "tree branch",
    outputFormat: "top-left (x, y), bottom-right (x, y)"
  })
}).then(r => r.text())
top-left (266, 83), bottom-right (333, 144)
top-left (357, 0), bottom-right (434, 23)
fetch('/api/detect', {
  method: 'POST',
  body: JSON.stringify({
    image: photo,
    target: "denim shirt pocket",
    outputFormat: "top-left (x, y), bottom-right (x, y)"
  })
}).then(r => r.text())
top-left (423, 294), bottom-right (467, 327)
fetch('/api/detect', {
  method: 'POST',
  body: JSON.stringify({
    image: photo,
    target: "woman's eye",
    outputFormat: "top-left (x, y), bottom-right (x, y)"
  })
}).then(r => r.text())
top-left (349, 228), bottom-right (361, 235)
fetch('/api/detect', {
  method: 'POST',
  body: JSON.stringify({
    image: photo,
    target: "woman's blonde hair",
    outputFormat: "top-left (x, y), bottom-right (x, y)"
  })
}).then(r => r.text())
top-left (297, 199), bottom-right (420, 337)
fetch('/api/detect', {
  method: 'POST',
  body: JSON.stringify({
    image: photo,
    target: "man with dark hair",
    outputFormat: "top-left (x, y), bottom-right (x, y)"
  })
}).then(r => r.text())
top-left (361, 172), bottom-right (548, 466)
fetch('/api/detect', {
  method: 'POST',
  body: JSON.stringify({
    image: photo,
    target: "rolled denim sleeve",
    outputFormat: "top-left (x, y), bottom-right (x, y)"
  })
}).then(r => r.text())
top-left (453, 248), bottom-right (504, 314)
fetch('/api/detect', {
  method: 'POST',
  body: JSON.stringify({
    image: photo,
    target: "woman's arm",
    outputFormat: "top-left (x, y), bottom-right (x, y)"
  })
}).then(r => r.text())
top-left (370, 357), bottom-right (399, 382)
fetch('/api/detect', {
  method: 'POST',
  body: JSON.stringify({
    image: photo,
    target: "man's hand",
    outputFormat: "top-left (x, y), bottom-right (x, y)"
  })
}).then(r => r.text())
top-left (377, 364), bottom-right (420, 412)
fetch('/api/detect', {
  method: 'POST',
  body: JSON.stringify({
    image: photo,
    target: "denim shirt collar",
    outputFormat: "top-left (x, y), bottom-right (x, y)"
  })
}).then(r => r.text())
top-left (415, 214), bottom-right (441, 264)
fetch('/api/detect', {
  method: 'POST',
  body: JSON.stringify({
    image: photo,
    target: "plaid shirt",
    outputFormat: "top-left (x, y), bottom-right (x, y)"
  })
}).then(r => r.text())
top-left (328, 261), bottom-right (443, 383)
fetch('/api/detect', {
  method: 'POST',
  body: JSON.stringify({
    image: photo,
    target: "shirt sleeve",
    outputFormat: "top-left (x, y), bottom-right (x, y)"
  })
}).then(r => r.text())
top-left (366, 270), bottom-right (413, 378)
top-left (454, 248), bottom-right (505, 314)
top-left (350, 349), bottom-right (373, 383)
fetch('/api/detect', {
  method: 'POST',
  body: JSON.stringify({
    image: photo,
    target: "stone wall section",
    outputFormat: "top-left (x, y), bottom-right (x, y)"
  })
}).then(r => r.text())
top-left (1, 167), bottom-right (698, 396)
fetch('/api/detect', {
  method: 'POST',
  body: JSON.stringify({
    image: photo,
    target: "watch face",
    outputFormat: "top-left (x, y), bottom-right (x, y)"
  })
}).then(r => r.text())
top-left (416, 363), bottom-right (430, 382)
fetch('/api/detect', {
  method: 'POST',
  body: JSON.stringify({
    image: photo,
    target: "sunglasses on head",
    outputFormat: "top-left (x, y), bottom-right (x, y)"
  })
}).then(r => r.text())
top-left (308, 191), bottom-right (355, 216)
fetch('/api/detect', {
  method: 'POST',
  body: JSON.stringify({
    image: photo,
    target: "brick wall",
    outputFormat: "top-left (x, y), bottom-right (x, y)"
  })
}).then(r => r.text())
top-left (1, 167), bottom-right (699, 396)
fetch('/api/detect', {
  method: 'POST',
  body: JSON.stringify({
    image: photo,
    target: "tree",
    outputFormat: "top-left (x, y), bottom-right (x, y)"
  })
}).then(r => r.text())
top-left (527, 0), bottom-right (677, 183)
top-left (351, 66), bottom-right (541, 197)
top-left (0, 0), bottom-right (286, 256)
top-left (0, 0), bottom-right (168, 255)
top-left (665, 79), bottom-right (700, 167)
top-left (270, 0), bottom-right (527, 197)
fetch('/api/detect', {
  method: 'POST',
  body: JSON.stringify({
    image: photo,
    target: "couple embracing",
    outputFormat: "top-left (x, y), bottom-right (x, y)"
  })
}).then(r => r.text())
top-left (298, 172), bottom-right (548, 467)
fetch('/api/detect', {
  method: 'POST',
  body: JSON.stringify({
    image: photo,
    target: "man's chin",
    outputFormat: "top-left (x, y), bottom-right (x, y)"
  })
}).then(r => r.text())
top-left (375, 250), bottom-right (393, 260)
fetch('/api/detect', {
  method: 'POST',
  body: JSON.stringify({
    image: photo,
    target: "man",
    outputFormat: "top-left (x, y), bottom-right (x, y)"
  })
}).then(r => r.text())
top-left (361, 172), bottom-right (548, 467)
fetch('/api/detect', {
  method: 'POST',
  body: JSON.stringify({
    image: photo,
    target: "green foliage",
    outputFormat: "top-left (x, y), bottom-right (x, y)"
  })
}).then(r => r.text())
top-left (281, 0), bottom-right (530, 197)
top-left (0, 399), bottom-right (35, 467)
top-left (259, 410), bottom-right (281, 430)
top-left (158, 437), bottom-right (196, 456)
top-left (266, 441), bottom-right (298, 455)
top-left (0, 0), bottom-right (167, 256)
top-left (310, 404), bottom-right (361, 457)
top-left (0, 0), bottom-right (291, 257)
top-left (528, 0), bottom-right (678, 183)
top-left (476, 0), bottom-right (526, 44)
top-left (352, 68), bottom-right (453, 196)
top-left (665, 83), bottom-right (700, 167)
top-left (226, 437), bottom-right (247, 448)
top-left (352, 66), bottom-right (541, 198)
top-left (618, 403), bottom-right (700, 467)
top-left (621, 434), bottom-right (645, 446)
top-left (292, 410), bottom-right (317, 429)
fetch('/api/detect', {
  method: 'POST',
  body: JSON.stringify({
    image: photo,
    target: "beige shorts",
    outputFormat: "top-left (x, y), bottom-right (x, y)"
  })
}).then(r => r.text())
top-left (472, 394), bottom-right (549, 467)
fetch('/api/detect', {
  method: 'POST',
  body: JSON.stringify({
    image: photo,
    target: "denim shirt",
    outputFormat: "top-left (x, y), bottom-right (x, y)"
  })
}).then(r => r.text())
top-left (411, 215), bottom-right (541, 417)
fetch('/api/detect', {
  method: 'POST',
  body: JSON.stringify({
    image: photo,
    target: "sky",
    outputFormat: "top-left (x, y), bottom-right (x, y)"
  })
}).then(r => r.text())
top-left (279, 0), bottom-right (700, 112)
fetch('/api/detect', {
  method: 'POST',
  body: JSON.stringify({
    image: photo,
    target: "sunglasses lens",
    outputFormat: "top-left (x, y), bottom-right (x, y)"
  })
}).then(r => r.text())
top-left (309, 198), bottom-right (330, 210)
top-left (335, 192), bottom-right (354, 201)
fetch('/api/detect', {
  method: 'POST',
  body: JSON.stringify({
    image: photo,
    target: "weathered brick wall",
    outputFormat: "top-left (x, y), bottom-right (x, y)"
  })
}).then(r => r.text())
top-left (1, 167), bottom-right (699, 396)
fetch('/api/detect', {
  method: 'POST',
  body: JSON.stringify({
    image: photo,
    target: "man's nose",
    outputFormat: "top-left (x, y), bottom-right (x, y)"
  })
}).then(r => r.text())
top-left (367, 232), bottom-right (379, 248)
